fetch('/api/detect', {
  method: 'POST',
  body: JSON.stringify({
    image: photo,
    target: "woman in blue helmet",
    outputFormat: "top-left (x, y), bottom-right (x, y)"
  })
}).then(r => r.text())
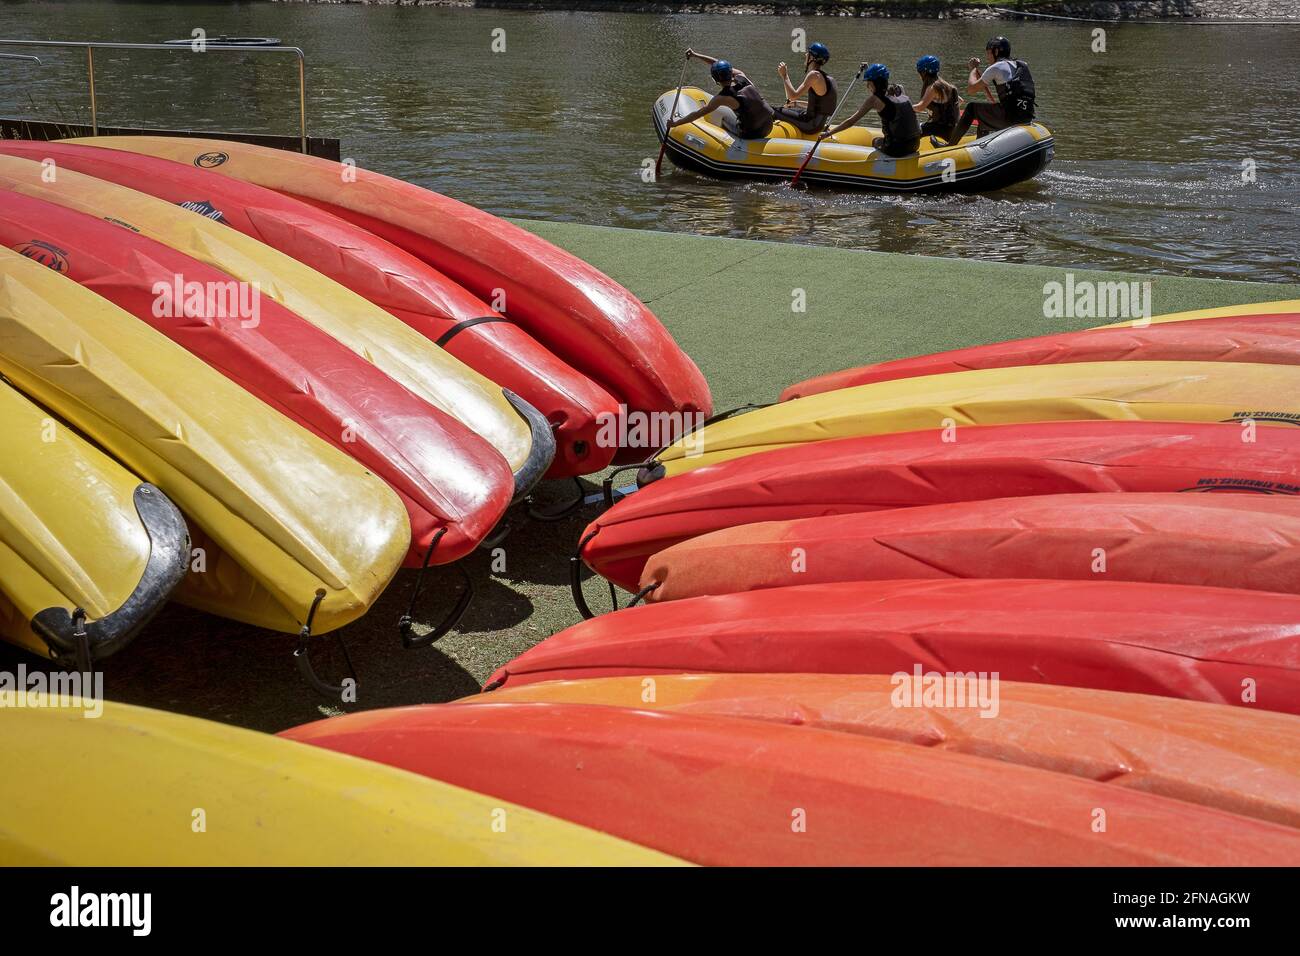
top-left (912, 55), bottom-right (961, 143)
top-left (773, 42), bottom-right (839, 134)
top-left (670, 49), bottom-right (775, 140)
top-left (823, 63), bottom-right (921, 158)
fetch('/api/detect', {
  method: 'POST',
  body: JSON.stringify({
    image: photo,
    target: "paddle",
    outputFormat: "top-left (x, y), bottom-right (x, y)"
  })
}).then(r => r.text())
top-left (656, 52), bottom-right (691, 181)
top-left (789, 63), bottom-right (862, 189)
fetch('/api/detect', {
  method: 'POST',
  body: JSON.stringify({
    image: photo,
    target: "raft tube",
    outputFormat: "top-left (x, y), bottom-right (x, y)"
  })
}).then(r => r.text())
top-left (282, 698), bottom-right (1300, 865)
top-left (0, 382), bottom-right (188, 661)
top-left (783, 311), bottom-right (1300, 399)
top-left (478, 674), bottom-right (1300, 830)
top-left (653, 87), bottom-right (1053, 193)
top-left (0, 698), bottom-right (682, 865)
top-left (639, 492), bottom-right (1300, 602)
top-left (0, 247), bottom-right (410, 635)
top-left (0, 152), bottom-right (552, 499)
top-left (17, 140), bottom-right (616, 478)
top-left (69, 134), bottom-right (713, 461)
top-left (650, 360), bottom-right (1300, 478)
top-left (487, 579), bottom-right (1300, 714)
top-left (583, 421), bottom-right (1300, 592)
top-left (1, 190), bottom-right (512, 567)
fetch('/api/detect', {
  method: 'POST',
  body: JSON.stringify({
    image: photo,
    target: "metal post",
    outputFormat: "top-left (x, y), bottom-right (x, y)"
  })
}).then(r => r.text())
top-left (86, 46), bottom-right (96, 135)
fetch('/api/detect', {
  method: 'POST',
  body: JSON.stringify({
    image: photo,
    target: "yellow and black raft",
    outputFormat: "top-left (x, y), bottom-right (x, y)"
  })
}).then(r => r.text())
top-left (653, 87), bottom-right (1054, 193)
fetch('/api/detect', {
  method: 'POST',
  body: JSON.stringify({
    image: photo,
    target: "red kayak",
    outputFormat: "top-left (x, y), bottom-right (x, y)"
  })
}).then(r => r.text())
top-left (281, 700), bottom-right (1300, 865)
top-left (0, 189), bottom-right (512, 566)
top-left (585, 421), bottom-right (1300, 591)
top-left (478, 674), bottom-right (1300, 829)
top-left (71, 136), bottom-right (714, 462)
top-left (487, 579), bottom-right (1300, 714)
top-left (639, 492), bottom-right (1300, 602)
top-left (0, 140), bottom-right (619, 478)
top-left (782, 311), bottom-right (1300, 400)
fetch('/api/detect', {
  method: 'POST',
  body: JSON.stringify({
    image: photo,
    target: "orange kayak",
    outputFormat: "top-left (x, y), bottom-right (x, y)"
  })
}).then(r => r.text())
top-left (477, 674), bottom-right (1300, 829)
top-left (281, 700), bottom-right (1300, 865)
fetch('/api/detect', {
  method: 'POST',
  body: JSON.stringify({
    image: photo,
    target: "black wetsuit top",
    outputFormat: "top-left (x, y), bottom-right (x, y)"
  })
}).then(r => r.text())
top-left (879, 93), bottom-right (922, 152)
top-left (721, 79), bottom-right (776, 138)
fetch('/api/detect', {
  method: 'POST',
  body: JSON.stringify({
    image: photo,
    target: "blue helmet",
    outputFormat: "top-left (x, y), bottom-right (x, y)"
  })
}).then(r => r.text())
top-left (710, 60), bottom-right (734, 82)
top-left (808, 42), bottom-right (830, 64)
top-left (863, 63), bottom-right (890, 84)
top-left (916, 55), bottom-right (941, 75)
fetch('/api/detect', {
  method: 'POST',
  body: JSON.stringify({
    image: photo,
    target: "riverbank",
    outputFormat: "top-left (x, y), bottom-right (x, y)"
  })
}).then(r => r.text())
top-left (273, 0), bottom-right (1300, 21)
top-left (3, 219), bottom-right (1293, 732)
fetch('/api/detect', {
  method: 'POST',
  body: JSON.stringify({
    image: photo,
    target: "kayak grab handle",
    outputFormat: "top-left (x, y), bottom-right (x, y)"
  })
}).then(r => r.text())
top-left (636, 402), bottom-right (775, 485)
top-left (399, 528), bottom-right (475, 650)
top-left (569, 530), bottom-right (619, 620)
top-left (293, 589), bottom-right (359, 698)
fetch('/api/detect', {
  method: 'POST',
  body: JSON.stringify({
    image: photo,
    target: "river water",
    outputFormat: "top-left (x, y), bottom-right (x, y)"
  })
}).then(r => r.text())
top-left (1, 2), bottom-right (1297, 281)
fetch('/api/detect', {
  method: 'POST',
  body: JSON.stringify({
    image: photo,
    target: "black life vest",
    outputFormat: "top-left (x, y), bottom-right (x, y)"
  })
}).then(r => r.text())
top-left (806, 70), bottom-right (838, 122)
top-left (879, 92), bottom-right (922, 148)
top-left (722, 80), bottom-right (775, 138)
top-left (928, 82), bottom-right (960, 128)
top-left (995, 59), bottom-right (1036, 122)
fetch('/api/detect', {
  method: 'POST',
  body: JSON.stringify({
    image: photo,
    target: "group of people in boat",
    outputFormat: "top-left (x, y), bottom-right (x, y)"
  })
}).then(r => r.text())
top-left (667, 36), bottom-right (1037, 158)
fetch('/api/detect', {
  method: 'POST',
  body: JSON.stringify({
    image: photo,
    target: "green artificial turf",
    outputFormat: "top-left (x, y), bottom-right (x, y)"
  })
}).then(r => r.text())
top-left (2, 221), bottom-right (1294, 732)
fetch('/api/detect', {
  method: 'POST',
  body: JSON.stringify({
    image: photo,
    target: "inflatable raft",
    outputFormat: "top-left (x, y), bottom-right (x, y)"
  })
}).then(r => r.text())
top-left (653, 87), bottom-right (1054, 192)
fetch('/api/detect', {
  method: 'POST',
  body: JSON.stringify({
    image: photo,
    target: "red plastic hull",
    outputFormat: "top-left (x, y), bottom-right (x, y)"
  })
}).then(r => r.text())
top-left (477, 673), bottom-right (1300, 829)
top-left (0, 140), bottom-right (619, 478)
top-left (585, 421), bottom-right (1300, 591)
top-left (640, 492), bottom-right (1300, 601)
top-left (487, 579), bottom-right (1300, 714)
top-left (0, 189), bottom-right (512, 565)
top-left (782, 312), bottom-right (1300, 400)
top-left (281, 699), bottom-right (1300, 865)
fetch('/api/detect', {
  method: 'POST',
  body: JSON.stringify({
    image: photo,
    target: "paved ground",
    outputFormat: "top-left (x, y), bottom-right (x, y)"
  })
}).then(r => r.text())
top-left (3, 219), bottom-right (1295, 732)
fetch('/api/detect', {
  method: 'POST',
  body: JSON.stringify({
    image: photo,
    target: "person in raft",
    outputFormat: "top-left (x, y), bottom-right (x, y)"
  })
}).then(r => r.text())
top-left (912, 55), bottom-right (961, 144)
top-left (943, 36), bottom-right (1037, 144)
top-left (670, 50), bottom-right (775, 140)
top-left (822, 63), bottom-right (921, 158)
top-left (773, 42), bottom-right (839, 134)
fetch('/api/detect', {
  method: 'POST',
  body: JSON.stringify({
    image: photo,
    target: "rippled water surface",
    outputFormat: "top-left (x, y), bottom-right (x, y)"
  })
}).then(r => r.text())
top-left (1, 2), bottom-right (1297, 280)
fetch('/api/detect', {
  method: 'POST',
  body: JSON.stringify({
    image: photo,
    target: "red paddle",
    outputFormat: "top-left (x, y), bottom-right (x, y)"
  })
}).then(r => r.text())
top-left (789, 64), bottom-right (862, 189)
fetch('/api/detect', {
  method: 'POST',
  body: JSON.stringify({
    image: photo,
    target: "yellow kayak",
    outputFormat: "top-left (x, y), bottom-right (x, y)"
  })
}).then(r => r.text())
top-left (0, 382), bottom-right (188, 661)
top-left (1095, 298), bottom-right (1300, 329)
top-left (0, 154), bottom-right (550, 493)
top-left (653, 87), bottom-right (1053, 192)
top-left (651, 360), bottom-right (1300, 478)
top-left (0, 247), bottom-right (410, 635)
top-left (0, 698), bottom-right (685, 865)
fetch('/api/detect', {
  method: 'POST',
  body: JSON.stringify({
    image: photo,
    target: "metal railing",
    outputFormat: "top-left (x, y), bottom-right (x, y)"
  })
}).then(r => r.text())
top-left (0, 38), bottom-right (309, 153)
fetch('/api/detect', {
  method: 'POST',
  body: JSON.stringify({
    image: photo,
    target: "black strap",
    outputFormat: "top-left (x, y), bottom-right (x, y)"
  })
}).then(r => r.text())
top-left (434, 315), bottom-right (514, 348)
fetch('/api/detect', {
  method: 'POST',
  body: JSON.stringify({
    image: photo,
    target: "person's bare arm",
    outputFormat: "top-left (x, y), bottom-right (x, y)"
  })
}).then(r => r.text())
top-left (686, 49), bottom-right (720, 66)
top-left (965, 57), bottom-right (985, 94)
top-left (913, 86), bottom-right (936, 113)
top-left (825, 94), bottom-right (880, 137)
top-left (671, 93), bottom-right (728, 127)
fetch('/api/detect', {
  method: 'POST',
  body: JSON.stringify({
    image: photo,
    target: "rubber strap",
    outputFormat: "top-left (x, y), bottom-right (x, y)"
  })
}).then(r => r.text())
top-left (434, 316), bottom-right (513, 348)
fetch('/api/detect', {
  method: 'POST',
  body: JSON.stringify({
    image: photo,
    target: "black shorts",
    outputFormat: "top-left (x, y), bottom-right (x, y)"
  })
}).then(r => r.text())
top-left (873, 137), bottom-right (920, 158)
top-left (920, 119), bottom-right (956, 141)
top-left (772, 106), bottom-right (829, 134)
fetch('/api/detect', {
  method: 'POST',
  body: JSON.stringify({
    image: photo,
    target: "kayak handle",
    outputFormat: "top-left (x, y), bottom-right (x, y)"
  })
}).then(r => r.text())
top-left (293, 590), bottom-right (359, 698)
top-left (399, 528), bottom-right (476, 650)
top-left (569, 530), bottom-right (619, 620)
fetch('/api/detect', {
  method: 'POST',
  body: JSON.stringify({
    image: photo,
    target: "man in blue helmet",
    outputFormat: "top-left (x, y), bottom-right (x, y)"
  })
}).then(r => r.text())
top-left (823, 63), bottom-right (921, 158)
top-left (772, 42), bottom-right (839, 134)
top-left (943, 36), bottom-right (1037, 145)
top-left (670, 49), bottom-right (775, 140)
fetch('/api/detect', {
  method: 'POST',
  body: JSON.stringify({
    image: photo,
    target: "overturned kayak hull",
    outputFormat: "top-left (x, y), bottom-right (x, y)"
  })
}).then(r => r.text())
top-left (23, 140), bottom-right (616, 479)
top-left (1, 189), bottom-right (513, 567)
top-left (477, 674), bottom-right (1300, 830)
top-left (587, 421), bottom-right (1300, 591)
top-left (0, 151), bottom-right (552, 499)
top-left (652, 360), bottom-right (1300, 477)
top-left (283, 699), bottom-right (1300, 865)
top-left (0, 382), bottom-right (188, 661)
top-left (1, 698), bottom-right (683, 865)
top-left (653, 88), bottom-right (1054, 193)
top-left (640, 492), bottom-right (1300, 601)
top-left (783, 311), bottom-right (1300, 398)
top-left (488, 579), bottom-right (1300, 714)
top-left (70, 135), bottom-right (713, 461)
top-left (0, 247), bottom-right (410, 635)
